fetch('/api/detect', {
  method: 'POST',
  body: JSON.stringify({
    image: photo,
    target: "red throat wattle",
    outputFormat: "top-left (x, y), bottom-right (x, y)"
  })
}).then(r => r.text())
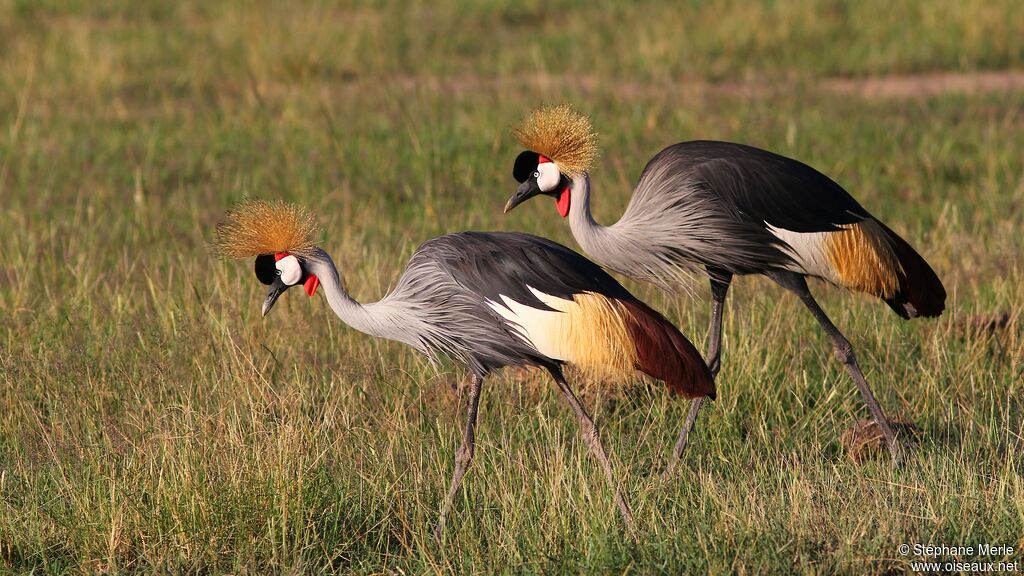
top-left (555, 187), bottom-right (571, 218)
top-left (304, 275), bottom-right (320, 297)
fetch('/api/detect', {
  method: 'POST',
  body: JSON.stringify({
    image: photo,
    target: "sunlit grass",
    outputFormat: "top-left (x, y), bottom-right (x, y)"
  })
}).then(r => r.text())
top-left (1, 1), bottom-right (1022, 573)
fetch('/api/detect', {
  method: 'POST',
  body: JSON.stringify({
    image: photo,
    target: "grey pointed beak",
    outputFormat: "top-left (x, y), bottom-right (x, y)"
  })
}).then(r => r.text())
top-left (262, 282), bottom-right (286, 317)
top-left (504, 180), bottom-right (541, 214)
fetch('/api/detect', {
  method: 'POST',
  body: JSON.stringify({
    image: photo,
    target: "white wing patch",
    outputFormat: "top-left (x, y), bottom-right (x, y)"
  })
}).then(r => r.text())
top-left (486, 286), bottom-right (577, 361)
top-left (767, 224), bottom-right (840, 283)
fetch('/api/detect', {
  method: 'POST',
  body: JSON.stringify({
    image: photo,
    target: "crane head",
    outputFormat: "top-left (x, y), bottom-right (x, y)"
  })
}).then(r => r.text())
top-left (504, 150), bottom-right (573, 217)
top-left (255, 252), bottom-right (320, 317)
top-left (213, 198), bottom-right (323, 317)
top-left (506, 105), bottom-right (597, 218)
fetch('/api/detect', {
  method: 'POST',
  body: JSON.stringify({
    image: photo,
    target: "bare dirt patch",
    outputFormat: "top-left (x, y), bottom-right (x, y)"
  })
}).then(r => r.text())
top-left (820, 70), bottom-right (1024, 100)
top-left (840, 417), bottom-right (922, 463)
top-left (31, 69), bottom-right (1024, 123)
top-left (381, 70), bottom-right (1024, 101)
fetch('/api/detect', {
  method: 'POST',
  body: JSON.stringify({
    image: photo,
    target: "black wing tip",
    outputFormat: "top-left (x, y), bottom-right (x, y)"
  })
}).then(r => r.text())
top-left (885, 287), bottom-right (946, 320)
top-left (875, 221), bottom-right (947, 321)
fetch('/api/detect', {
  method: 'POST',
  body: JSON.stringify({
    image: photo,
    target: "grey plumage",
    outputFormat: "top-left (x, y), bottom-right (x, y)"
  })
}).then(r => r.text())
top-left (569, 169), bottom-right (790, 291)
top-left (552, 140), bottom-right (916, 285)
top-left (304, 231), bottom-right (633, 376)
top-left (252, 229), bottom-right (716, 539)
top-left (570, 141), bottom-right (884, 286)
top-left (305, 244), bottom-right (534, 376)
top-left (508, 136), bottom-right (946, 470)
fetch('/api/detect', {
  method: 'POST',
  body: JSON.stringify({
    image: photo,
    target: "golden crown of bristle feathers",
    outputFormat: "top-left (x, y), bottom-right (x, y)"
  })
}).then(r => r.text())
top-left (513, 105), bottom-right (598, 177)
top-left (215, 199), bottom-right (320, 259)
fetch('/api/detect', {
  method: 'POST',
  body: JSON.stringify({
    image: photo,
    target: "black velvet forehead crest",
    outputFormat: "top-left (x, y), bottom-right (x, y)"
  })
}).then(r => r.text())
top-left (513, 150), bottom-right (540, 183)
top-left (254, 254), bottom-right (277, 285)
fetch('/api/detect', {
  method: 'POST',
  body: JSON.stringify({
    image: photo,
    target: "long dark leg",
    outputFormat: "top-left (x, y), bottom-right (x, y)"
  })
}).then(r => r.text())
top-left (703, 269), bottom-right (733, 379)
top-left (663, 269), bottom-right (731, 479)
top-left (434, 373), bottom-right (484, 542)
top-left (547, 366), bottom-right (636, 537)
top-left (769, 271), bottom-right (903, 464)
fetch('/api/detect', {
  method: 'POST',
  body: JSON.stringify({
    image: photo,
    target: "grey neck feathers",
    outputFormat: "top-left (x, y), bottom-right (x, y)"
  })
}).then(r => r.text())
top-left (565, 172), bottom-right (694, 290)
top-left (305, 249), bottom-right (409, 343)
top-left (568, 173), bottom-right (639, 276)
top-left (567, 173), bottom-right (611, 259)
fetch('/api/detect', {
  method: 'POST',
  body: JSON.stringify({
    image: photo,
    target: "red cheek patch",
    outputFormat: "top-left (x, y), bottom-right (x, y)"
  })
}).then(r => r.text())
top-left (274, 252), bottom-right (289, 261)
top-left (304, 275), bottom-right (320, 297)
top-left (555, 187), bottom-right (571, 218)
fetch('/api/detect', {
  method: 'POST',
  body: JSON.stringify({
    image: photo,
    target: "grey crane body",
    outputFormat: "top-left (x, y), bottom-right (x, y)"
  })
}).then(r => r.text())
top-left (508, 136), bottom-right (946, 469)
top-left (569, 141), bottom-right (863, 287)
top-left (239, 223), bottom-right (715, 541)
top-left (302, 231), bottom-right (654, 377)
top-left (304, 239), bottom-right (552, 378)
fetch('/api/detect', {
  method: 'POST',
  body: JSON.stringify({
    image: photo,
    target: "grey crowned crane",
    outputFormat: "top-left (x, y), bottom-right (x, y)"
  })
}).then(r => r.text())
top-left (215, 199), bottom-right (714, 539)
top-left (503, 105), bottom-right (945, 471)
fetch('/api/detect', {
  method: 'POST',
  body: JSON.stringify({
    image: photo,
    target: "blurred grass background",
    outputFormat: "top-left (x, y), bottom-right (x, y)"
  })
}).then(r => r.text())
top-left (0, 0), bottom-right (1022, 573)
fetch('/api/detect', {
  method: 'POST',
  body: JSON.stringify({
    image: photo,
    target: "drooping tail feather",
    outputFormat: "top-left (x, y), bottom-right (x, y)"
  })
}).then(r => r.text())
top-left (877, 220), bottom-right (946, 319)
top-left (620, 300), bottom-right (715, 399)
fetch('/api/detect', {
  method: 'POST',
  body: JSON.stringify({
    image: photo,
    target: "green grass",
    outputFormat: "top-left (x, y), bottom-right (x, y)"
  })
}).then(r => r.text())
top-left (1, 0), bottom-right (1022, 573)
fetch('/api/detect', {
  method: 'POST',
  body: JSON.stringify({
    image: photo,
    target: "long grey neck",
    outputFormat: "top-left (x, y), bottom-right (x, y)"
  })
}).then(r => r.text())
top-left (305, 249), bottom-right (392, 340)
top-left (567, 173), bottom-right (615, 266)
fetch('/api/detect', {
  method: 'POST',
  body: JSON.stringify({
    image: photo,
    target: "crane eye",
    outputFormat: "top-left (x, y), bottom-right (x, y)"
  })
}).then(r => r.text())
top-left (276, 255), bottom-right (303, 286)
top-left (513, 150), bottom-right (540, 182)
top-left (535, 162), bottom-right (561, 192)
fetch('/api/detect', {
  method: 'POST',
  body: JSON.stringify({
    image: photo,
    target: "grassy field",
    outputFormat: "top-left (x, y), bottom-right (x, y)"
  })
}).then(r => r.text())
top-left (1, 0), bottom-right (1022, 573)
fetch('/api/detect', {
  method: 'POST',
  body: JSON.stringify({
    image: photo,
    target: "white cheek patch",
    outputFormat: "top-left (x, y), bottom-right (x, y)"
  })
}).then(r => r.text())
top-left (536, 162), bottom-right (561, 192)
top-left (276, 255), bottom-right (303, 285)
